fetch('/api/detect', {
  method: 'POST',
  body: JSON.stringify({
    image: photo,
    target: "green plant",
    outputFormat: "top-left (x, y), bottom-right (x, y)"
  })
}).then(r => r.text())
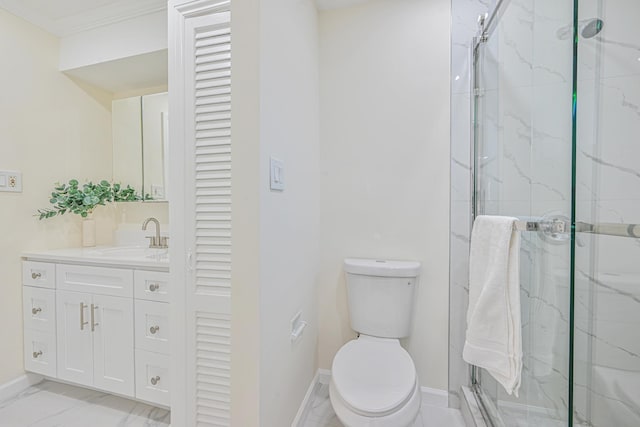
top-left (37, 179), bottom-right (141, 220)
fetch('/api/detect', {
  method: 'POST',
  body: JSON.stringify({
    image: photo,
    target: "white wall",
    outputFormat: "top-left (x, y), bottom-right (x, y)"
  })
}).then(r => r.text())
top-left (230, 0), bottom-right (261, 424)
top-left (258, 0), bottom-right (320, 425)
top-left (0, 9), bottom-right (114, 384)
top-left (318, 0), bottom-right (451, 390)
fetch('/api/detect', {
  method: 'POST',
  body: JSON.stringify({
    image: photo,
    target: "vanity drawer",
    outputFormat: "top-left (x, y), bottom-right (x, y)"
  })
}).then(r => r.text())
top-left (135, 349), bottom-right (170, 407)
top-left (23, 262), bottom-right (56, 289)
top-left (24, 329), bottom-right (56, 377)
top-left (23, 287), bottom-right (56, 334)
top-left (57, 264), bottom-right (133, 297)
top-left (135, 300), bottom-right (169, 354)
top-left (134, 271), bottom-right (170, 303)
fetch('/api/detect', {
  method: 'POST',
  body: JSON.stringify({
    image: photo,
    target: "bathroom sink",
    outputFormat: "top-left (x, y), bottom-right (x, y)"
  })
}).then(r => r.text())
top-left (86, 246), bottom-right (169, 261)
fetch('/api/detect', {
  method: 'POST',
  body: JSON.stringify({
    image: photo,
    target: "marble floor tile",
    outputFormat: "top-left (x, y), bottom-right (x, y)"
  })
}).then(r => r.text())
top-left (300, 381), bottom-right (466, 427)
top-left (0, 380), bottom-right (170, 427)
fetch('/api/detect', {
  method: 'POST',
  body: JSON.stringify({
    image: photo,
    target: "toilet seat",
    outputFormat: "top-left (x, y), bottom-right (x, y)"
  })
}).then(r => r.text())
top-left (331, 335), bottom-right (417, 417)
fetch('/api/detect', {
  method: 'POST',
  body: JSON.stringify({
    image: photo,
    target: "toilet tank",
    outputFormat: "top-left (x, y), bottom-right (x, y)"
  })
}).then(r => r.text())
top-left (344, 258), bottom-right (421, 339)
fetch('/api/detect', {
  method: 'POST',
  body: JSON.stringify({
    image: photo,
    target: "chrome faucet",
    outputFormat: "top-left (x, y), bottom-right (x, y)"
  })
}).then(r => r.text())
top-left (142, 217), bottom-right (169, 249)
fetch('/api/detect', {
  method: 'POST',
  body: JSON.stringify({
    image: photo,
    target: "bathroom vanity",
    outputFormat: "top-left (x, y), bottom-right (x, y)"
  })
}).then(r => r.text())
top-left (21, 247), bottom-right (170, 408)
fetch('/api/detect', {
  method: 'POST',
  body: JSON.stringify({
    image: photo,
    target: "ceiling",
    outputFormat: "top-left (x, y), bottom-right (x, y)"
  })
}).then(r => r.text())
top-left (0, 0), bottom-right (373, 38)
top-left (0, 0), bottom-right (166, 37)
top-left (315, 0), bottom-right (371, 10)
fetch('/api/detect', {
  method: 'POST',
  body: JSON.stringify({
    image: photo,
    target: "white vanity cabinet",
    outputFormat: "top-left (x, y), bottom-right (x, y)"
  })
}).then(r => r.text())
top-left (57, 290), bottom-right (134, 396)
top-left (22, 252), bottom-right (170, 408)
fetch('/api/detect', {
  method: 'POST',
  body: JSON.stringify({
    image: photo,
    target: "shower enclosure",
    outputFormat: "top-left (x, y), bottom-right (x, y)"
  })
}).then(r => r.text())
top-left (469, 0), bottom-right (640, 425)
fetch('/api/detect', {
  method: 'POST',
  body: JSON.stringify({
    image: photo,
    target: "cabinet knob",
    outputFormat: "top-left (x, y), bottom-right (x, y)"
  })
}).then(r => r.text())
top-left (150, 376), bottom-right (161, 385)
top-left (31, 272), bottom-right (42, 279)
top-left (32, 307), bottom-right (42, 315)
top-left (150, 325), bottom-right (160, 334)
top-left (149, 283), bottom-right (159, 292)
top-left (33, 351), bottom-right (43, 358)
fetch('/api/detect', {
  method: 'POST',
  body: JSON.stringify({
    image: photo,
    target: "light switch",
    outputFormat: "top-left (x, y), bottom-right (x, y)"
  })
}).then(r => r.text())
top-left (0, 175), bottom-right (6, 187)
top-left (270, 157), bottom-right (284, 191)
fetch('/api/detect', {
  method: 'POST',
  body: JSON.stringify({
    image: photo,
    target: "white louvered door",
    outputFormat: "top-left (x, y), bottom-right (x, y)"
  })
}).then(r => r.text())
top-left (170, 2), bottom-right (232, 426)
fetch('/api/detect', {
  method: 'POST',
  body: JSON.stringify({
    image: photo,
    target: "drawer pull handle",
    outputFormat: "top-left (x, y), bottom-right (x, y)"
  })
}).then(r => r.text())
top-left (31, 272), bottom-right (42, 279)
top-left (149, 283), bottom-right (159, 292)
top-left (31, 307), bottom-right (42, 315)
top-left (80, 303), bottom-right (88, 330)
top-left (150, 326), bottom-right (160, 334)
top-left (33, 351), bottom-right (43, 358)
top-left (150, 376), bottom-right (161, 385)
top-left (91, 304), bottom-right (99, 332)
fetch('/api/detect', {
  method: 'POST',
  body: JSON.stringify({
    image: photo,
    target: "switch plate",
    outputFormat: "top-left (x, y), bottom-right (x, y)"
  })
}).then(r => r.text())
top-left (270, 157), bottom-right (284, 191)
top-left (0, 170), bottom-right (22, 192)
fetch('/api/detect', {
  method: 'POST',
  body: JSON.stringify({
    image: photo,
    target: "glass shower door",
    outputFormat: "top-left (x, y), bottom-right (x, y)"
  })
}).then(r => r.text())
top-left (472, 0), bottom-right (575, 424)
top-left (574, 0), bottom-right (640, 425)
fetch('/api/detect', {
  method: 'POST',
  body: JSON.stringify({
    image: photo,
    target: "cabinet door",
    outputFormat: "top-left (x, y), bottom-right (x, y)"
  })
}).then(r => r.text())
top-left (92, 294), bottom-right (134, 397)
top-left (171, 5), bottom-right (233, 424)
top-left (56, 290), bottom-right (93, 386)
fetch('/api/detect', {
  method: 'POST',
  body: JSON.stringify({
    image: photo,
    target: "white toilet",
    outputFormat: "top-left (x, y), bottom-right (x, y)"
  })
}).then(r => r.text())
top-left (330, 258), bottom-right (421, 427)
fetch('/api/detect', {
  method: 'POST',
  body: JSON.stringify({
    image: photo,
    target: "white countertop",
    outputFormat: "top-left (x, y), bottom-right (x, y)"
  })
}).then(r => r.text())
top-left (23, 246), bottom-right (170, 271)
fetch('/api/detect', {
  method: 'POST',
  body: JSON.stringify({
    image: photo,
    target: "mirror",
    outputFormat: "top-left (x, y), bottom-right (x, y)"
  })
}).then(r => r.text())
top-left (112, 92), bottom-right (168, 201)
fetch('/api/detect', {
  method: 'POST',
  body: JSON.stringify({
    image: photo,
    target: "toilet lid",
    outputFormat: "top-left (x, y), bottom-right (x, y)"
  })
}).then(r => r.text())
top-left (332, 336), bottom-right (417, 416)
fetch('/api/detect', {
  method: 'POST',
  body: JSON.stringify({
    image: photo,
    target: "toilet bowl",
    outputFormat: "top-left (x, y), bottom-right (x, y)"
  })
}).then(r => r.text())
top-left (330, 336), bottom-right (421, 426)
top-left (330, 259), bottom-right (421, 427)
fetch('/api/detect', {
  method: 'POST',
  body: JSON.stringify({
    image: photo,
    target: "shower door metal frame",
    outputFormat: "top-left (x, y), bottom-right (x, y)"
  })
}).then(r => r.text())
top-left (468, 3), bottom-right (509, 425)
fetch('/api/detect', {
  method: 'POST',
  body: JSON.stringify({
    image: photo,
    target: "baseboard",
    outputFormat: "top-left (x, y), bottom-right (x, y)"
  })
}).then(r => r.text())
top-left (421, 385), bottom-right (449, 407)
top-left (291, 369), bottom-right (330, 427)
top-left (0, 373), bottom-right (43, 402)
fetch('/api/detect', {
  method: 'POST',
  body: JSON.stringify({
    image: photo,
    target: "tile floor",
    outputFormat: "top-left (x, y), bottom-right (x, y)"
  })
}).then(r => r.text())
top-left (0, 380), bottom-right (170, 427)
top-left (301, 381), bottom-right (467, 427)
top-left (0, 379), bottom-right (466, 427)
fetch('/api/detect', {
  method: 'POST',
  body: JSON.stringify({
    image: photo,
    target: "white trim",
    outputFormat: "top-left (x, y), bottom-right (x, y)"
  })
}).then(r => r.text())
top-left (292, 369), bottom-right (331, 427)
top-left (317, 368), bottom-right (332, 384)
top-left (0, 374), bottom-right (43, 402)
top-left (421, 386), bottom-right (449, 407)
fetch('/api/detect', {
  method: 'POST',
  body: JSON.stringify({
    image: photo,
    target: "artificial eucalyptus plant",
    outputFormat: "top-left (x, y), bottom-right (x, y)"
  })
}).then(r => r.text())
top-left (37, 179), bottom-right (141, 220)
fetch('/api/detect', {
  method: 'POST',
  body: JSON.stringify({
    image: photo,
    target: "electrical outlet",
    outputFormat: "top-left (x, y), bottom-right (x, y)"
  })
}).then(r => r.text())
top-left (0, 170), bottom-right (22, 192)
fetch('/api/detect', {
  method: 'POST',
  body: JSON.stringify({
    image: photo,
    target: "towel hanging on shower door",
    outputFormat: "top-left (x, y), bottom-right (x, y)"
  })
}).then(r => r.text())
top-left (463, 215), bottom-right (523, 396)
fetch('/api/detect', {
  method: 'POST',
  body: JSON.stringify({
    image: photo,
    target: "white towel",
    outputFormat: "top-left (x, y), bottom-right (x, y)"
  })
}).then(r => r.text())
top-left (463, 215), bottom-right (522, 396)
